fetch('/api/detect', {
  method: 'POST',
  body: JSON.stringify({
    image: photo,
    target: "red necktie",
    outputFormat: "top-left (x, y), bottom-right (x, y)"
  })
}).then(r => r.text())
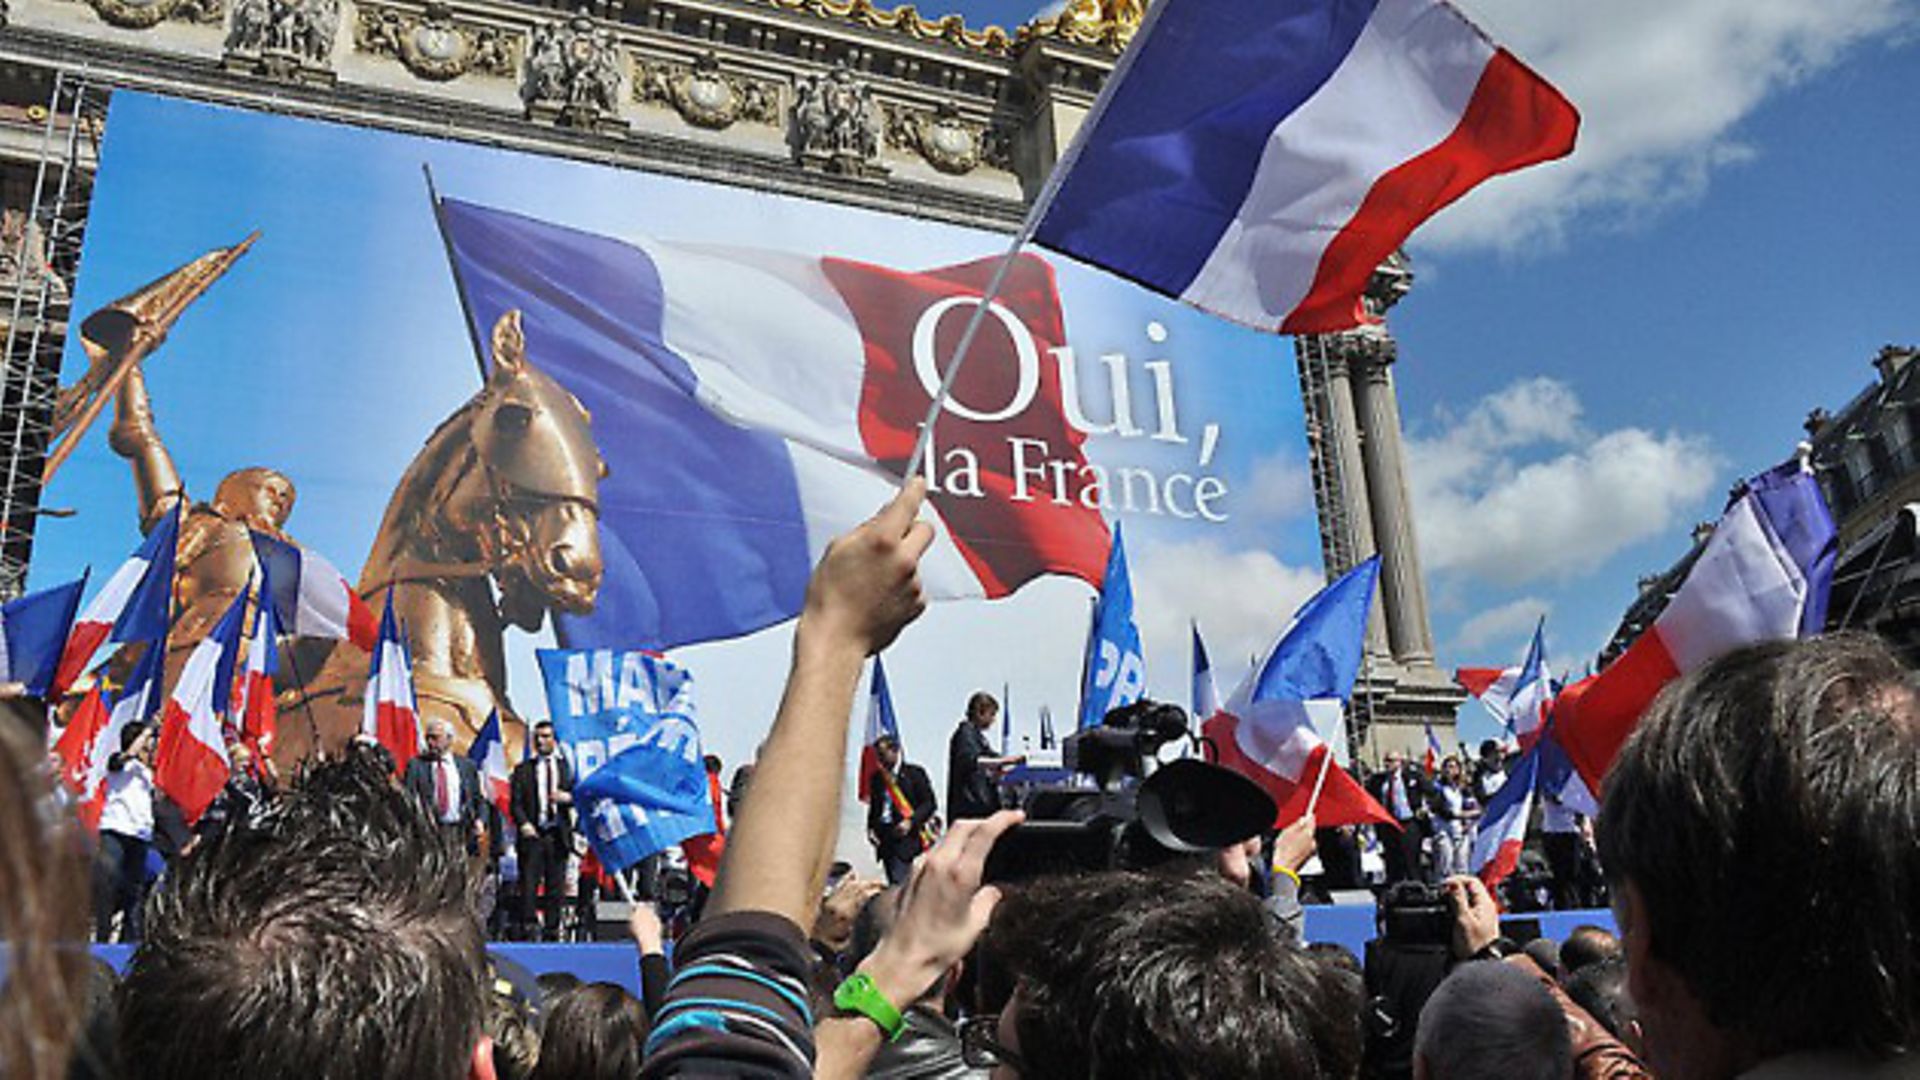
top-left (436, 759), bottom-right (452, 818)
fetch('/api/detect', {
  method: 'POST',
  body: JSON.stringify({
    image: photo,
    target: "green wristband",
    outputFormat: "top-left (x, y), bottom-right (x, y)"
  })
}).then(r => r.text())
top-left (833, 972), bottom-right (906, 1042)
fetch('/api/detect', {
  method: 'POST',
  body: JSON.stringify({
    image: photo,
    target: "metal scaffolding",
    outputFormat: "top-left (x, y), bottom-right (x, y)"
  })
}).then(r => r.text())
top-left (1294, 332), bottom-right (1375, 751)
top-left (0, 69), bottom-right (104, 599)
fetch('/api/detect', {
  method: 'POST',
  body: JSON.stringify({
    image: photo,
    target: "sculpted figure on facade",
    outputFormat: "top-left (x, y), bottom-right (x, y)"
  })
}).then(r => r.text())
top-left (226, 0), bottom-right (338, 79)
top-left (792, 63), bottom-right (887, 176)
top-left (0, 203), bottom-right (67, 301)
top-left (523, 13), bottom-right (624, 129)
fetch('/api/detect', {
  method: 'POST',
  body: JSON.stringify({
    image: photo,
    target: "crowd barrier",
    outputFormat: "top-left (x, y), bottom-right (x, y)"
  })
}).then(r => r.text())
top-left (1303, 903), bottom-right (1617, 958)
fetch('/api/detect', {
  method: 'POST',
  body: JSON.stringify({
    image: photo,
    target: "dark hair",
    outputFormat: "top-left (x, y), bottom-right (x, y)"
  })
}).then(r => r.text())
top-left (532, 720), bottom-right (555, 734)
top-left (985, 871), bottom-right (1359, 1078)
top-left (0, 702), bottom-right (89, 1080)
top-left (848, 886), bottom-right (902, 970)
top-left (966, 692), bottom-right (998, 722)
top-left (1597, 633), bottom-right (1920, 1059)
top-left (530, 983), bottom-right (647, 1080)
top-left (119, 721), bottom-right (147, 753)
top-left (485, 987), bottom-right (541, 1080)
top-left (1559, 924), bottom-right (1619, 975)
top-left (117, 744), bottom-right (487, 1080)
top-left (1562, 955), bottom-right (1634, 1041)
top-left (1414, 961), bottom-right (1571, 1080)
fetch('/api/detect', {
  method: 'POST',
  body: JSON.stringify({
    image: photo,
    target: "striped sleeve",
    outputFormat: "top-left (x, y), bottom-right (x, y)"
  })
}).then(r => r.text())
top-left (640, 911), bottom-right (817, 1077)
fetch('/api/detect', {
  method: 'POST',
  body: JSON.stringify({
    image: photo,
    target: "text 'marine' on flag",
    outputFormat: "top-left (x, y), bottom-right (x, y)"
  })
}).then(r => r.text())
top-left (435, 197), bottom-right (1110, 653)
top-left (1033, 0), bottom-right (1578, 335)
top-left (1552, 458), bottom-right (1835, 792)
top-left (537, 647), bottom-right (715, 873)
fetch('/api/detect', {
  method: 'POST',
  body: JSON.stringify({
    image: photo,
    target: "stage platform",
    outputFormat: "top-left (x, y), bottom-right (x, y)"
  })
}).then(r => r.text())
top-left (88, 904), bottom-right (1614, 996)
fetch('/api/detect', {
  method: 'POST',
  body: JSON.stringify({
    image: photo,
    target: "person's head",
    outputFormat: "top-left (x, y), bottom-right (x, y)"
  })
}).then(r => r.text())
top-left (848, 886), bottom-right (903, 971)
top-left (117, 744), bottom-right (491, 1080)
top-left (1440, 755), bottom-right (1464, 784)
top-left (120, 720), bottom-right (151, 761)
top-left (529, 983), bottom-right (646, 1080)
top-left (1559, 924), bottom-right (1619, 975)
top-left (1562, 955), bottom-right (1637, 1049)
top-left (483, 985), bottom-right (540, 1080)
top-left (531, 721), bottom-right (556, 757)
top-left (0, 701), bottom-right (89, 1080)
top-left (212, 467), bottom-right (295, 533)
top-left (967, 692), bottom-right (999, 729)
top-left (983, 870), bottom-right (1360, 1078)
top-left (875, 734), bottom-right (902, 770)
top-left (1597, 633), bottom-right (1920, 1074)
top-left (227, 742), bottom-right (254, 776)
top-left (1479, 739), bottom-right (1502, 763)
top-left (1523, 937), bottom-right (1562, 982)
top-left (426, 718), bottom-right (456, 757)
top-left (1413, 961), bottom-right (1572, 1080)
top-left (1382, 750), bottom-right (1405, 772)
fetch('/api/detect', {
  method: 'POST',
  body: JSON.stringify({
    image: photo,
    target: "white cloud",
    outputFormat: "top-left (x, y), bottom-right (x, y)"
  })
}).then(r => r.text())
top-left (1407, 378), bottom-right (1720, 586)
top-left (1239, 452), bottom-right (1314, 522)
top-left (1454, 596), bottom-right (1551, 651)
top-left (1132, 538), bottom-right (1325, 688)
top-left (1419, 0), bottom-right (1917, 250)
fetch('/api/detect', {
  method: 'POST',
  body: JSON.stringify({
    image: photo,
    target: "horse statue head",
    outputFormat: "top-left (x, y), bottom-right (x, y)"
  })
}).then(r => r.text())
top-left (463, 309), bottom-right (607, 628)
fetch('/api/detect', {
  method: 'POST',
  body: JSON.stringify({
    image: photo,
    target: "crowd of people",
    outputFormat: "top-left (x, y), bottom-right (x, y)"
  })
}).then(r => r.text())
top-left (2, 478), bottom-right (1915, 1079)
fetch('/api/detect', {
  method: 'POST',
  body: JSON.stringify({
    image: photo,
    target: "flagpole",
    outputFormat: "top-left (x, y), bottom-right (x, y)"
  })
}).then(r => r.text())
top-left (1305, 748), bottom-right (1335, 818)
top-left (902, 0), bottom-right (1178, 481)
top-left (421, 164), bottom-right (492, 382)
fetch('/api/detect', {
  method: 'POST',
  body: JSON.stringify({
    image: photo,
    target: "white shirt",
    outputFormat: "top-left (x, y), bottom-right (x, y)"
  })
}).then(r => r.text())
top-left (535, 754), bottom-right (559, 826)
top-left (98, 760), bottom-right (155, 841)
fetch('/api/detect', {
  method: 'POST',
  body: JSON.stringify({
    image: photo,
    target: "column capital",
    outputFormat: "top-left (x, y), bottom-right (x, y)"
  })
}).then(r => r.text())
top-left (1325, 324), bottom-right (1398, 372)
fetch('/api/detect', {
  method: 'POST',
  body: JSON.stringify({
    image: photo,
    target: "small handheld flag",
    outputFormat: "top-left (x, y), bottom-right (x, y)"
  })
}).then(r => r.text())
top-left (363, 592), bottom-right (422, 773)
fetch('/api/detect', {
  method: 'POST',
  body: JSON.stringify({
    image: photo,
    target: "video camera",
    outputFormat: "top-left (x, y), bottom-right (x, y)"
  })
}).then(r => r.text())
top-left (982, 699), bottom-right (1277, 883)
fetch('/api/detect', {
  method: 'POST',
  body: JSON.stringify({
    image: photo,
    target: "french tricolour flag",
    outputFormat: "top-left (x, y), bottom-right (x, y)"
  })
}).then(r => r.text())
top-left (1471, 738), bottom-right (1535, 891)
top-left (249, 531), bottom-right (380, 652)
top-left (71, 634), bottom-right (169, 831)
top-left (238, 574), bottom-right (280, 758)
top-left (1455, 663), bottom-right (1519, 735)
top-left (1191, 620), bottom-right (1220, 722)
top-left (363, 592), bottom-right (422, 773)
top-left (53, 508), bottom-right (179, 698)
top-left (154, 591), bottom-right (245, 824)
top-left (1033, 0), bottom-right (1579, 334)
top-left (858, 653), bottom-right (902, 804)
top-left (1, 574), bottom-right (87, 699)
top-left (1508, 619), bottom-right (1552, 749)
top-left (469, 709), bottom-right (512, 815)
top-left (1555, 459), bottom-right (1836, 791)
top-left (437, 198), bottom-right (1110, 652)
top-left (1202, 557), bottom-right (1395, 828)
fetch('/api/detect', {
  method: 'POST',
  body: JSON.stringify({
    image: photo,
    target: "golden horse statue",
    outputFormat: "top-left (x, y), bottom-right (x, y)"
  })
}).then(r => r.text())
top-left (278, 309), bottom-right (607, 769)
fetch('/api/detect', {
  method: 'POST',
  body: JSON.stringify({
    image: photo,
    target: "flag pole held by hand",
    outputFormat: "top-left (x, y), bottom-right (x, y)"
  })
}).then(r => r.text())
top-left (1305, 750), bottom-right (1336, 818)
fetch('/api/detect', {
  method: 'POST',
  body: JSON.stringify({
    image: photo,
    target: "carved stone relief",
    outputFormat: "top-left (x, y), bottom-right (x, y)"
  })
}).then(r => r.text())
top-left (882, 101), bottom-right (1012, 176)
top-left (792, 63), bottom-right (887, 178)
top-left (356, 2), bottom-right (517, 82)
top-left (523, 13), bottom-right (626, 131)
top-left (225, 0), bottom-right (340, 82)
top-left (86, 0), bottom-right (221, 30)
top-left (632, 52), bottom-right (782, 131)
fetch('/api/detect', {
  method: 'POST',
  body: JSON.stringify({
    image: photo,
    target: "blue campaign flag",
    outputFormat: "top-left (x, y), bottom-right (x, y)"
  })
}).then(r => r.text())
top-left (537, 648), bottom-right (714, 873)
top-left (1248, 556), bottom-right (1379, 704)
top-left (1, 573), bottom-right (87, 698)
top-left (1078, 523), bottom-right (1145, 730)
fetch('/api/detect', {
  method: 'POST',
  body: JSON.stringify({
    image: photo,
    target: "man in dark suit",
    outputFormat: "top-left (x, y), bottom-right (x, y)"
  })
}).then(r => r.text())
top-left (401, 717), bottom-right (487, 857)
top-left (509, 720), bottom-right (574, 941)
top-left (1365, 750), bottom-right (1429, 885)
top-left (865, 735), bottom-right (936, 884)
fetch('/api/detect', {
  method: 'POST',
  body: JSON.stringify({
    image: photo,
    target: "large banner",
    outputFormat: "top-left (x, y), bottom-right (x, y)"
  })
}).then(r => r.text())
top-left (35, 91), bottom-right (1322, 778)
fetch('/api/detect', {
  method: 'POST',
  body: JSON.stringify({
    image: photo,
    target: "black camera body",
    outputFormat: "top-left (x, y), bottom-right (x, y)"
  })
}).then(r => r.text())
top-left (1376, 880), bottom-right (1456, 949)
top-left (982, 700), bottom-right (1277, 883)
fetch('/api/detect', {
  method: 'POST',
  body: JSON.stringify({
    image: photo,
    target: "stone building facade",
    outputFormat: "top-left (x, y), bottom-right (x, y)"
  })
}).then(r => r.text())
top-left (0, 0), bottom-right (1458, 752)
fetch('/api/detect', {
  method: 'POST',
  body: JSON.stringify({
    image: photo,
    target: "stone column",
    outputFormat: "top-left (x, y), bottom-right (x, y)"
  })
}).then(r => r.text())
top-left (1299, 335), bottom-right (1388, 655)
top-left (1349, 341), bottom-right (1436, 666)
top-left (1344, 255), bottom-right (1436, 666)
